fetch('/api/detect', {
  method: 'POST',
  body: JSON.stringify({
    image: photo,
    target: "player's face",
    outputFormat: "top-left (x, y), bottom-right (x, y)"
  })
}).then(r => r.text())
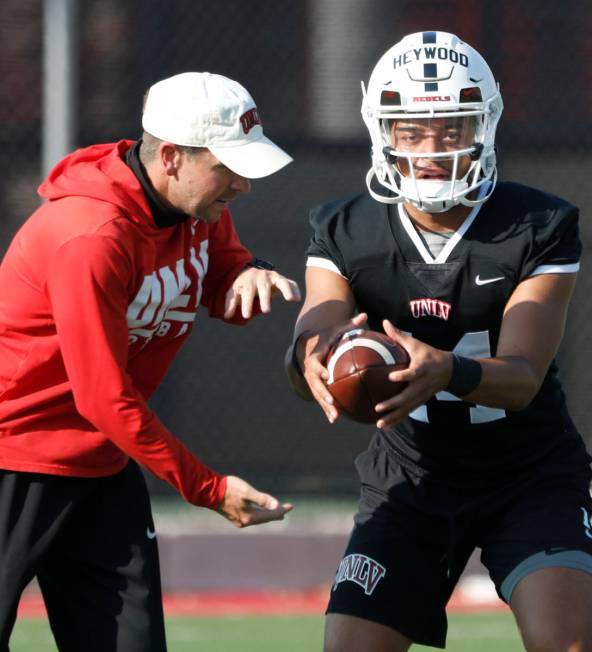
top-left (171, 149), bottom-right (251, 223)
top-left (389, 117), bottom-right (476, 181)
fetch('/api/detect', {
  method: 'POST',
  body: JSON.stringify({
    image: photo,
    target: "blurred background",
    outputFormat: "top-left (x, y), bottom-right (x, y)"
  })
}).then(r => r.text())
top-left (3, 0), bottom-right (592, 596)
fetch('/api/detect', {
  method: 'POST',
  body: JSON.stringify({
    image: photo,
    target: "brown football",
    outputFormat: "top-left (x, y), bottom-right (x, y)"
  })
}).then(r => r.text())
top-left (325, 328), bottom-right (410, 424)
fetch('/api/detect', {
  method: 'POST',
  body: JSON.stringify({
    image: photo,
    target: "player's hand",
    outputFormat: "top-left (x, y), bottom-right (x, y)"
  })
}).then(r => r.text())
top-left (373, 319), bottom-right (453, 428)
top-left (217, 475), bottom-right (293, 528)
top-left (224, 267), bottom-right (301, 319)
top-left (299, 313), bottom-right (368, 424)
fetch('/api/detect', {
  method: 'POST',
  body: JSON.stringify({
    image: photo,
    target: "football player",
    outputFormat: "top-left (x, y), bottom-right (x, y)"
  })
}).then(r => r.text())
top-left (287, 31), bottom-right (592, 651)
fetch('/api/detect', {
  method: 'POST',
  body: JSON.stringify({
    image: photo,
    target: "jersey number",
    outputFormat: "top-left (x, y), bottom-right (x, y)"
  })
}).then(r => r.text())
top-left (409, 330), bottom-right (506, 424)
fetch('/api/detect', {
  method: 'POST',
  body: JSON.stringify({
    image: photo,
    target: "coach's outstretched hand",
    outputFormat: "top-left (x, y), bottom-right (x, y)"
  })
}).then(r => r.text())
top-left (217, 475), bottom-right (293, 528)
top-left (224, 267), bottom-right (301, 319)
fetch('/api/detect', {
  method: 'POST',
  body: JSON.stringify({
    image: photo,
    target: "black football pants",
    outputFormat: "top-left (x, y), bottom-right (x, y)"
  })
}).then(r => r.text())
top-left (0, 461), bottom-right (167, 652)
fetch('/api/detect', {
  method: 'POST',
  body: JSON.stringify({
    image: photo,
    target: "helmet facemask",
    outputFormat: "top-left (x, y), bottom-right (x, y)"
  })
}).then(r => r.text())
top-left (362, 32), bottom-right (503, 213)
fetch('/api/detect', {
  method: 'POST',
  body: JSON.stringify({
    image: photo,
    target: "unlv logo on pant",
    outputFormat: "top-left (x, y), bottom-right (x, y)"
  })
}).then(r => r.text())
top-left (333, 554), bottom-right (386, 595)
top-left (127, 240), bottom-right (208, 345)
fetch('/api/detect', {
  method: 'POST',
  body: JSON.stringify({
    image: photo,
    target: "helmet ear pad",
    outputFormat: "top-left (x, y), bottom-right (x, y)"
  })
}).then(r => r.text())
top-left (362, 30), bottom-right (504, 212)
top-left (469, 143), bottom-right (484, 162)
top-left (381, 146), bottom-right (396, 165)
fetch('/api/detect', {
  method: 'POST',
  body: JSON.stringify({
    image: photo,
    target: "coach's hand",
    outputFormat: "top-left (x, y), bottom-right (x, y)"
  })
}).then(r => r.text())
top-left (224, 268), bottom-right (301, 319)
top-left (217, 476), bottom-right (293, 528)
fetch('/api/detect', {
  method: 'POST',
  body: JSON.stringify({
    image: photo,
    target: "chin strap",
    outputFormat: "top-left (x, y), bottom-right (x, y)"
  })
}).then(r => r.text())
top-left (365, 167), bottom-right (453, 212)
top-left (365, 168), bottom-right (403, 205)
top-left (366, 163), bottom-right (496, 213)
top-left (458, 170), bottom-right (498, 207)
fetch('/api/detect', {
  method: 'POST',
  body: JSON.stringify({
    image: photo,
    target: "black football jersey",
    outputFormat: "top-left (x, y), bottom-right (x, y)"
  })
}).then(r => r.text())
top-left (306, 181), bottom-right (582, 486)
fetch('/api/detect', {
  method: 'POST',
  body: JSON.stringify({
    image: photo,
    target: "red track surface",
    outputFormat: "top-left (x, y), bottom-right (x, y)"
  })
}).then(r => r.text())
top-left (17, 588), bottom-right (509, 618)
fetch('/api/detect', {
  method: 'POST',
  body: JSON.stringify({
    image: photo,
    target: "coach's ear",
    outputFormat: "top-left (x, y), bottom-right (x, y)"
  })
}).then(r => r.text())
top-left (159, 142), bottom-right (182, 176)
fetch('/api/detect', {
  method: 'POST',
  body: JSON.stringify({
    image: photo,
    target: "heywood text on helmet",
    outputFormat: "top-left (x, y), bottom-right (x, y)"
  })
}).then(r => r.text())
top-left (393, 47), bottom-right (469, 70)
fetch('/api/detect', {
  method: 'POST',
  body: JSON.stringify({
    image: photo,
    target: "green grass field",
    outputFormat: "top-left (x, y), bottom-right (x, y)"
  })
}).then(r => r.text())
top-left (10, 612), bottom-right (522, 651)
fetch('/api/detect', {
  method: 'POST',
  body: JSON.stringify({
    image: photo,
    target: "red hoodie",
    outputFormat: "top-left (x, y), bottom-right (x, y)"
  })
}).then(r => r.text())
top-left (0, 141), bottom-right (255, 509)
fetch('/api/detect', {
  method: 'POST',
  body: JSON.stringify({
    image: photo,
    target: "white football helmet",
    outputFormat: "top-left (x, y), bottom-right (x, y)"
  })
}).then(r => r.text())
top-left (361, 31), bottom-right (503, 213)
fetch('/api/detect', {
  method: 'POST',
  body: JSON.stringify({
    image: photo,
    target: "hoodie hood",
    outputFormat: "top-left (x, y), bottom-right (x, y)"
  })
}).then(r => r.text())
top-left (38, 140), bottom-right (154, 226)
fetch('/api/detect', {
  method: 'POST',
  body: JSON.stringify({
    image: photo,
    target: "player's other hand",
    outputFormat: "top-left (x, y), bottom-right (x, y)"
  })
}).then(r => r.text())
top-left (217, 475), bottom-right (293, 528)
top-left (373, 319), bottom-right (453, 428)
top-left (224, 268), bottom-right (301, 319)
top-left (299, 313), bottom-right (368, 424)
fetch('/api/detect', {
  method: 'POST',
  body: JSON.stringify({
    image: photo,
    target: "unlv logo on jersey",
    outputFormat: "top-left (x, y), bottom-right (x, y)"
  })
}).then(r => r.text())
top-left (409, 298), bottom-right (452, 321)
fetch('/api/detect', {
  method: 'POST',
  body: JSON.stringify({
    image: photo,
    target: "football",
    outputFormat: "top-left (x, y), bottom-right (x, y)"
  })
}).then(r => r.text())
top-left (325, 328), bottom-right (410, 424)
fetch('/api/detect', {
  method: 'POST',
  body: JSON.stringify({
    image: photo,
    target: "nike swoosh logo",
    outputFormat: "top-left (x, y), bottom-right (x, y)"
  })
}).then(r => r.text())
top-left (146, 528), bottom-right (157, 540)
top-left (475, 275), bottom-right (504, 286)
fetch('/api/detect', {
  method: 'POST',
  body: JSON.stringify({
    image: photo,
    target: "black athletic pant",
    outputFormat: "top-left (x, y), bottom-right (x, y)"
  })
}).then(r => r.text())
top-left (0, 461), bottom-right (167, 652)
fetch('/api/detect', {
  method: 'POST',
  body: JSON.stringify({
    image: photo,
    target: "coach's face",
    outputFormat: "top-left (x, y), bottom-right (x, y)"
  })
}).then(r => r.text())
top-left (160, 146), bottom-right (251, 223)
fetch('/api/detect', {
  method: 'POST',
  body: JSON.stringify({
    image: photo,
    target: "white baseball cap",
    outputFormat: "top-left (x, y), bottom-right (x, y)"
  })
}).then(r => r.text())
top-left (141, 72), bottom-right (292, 179)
